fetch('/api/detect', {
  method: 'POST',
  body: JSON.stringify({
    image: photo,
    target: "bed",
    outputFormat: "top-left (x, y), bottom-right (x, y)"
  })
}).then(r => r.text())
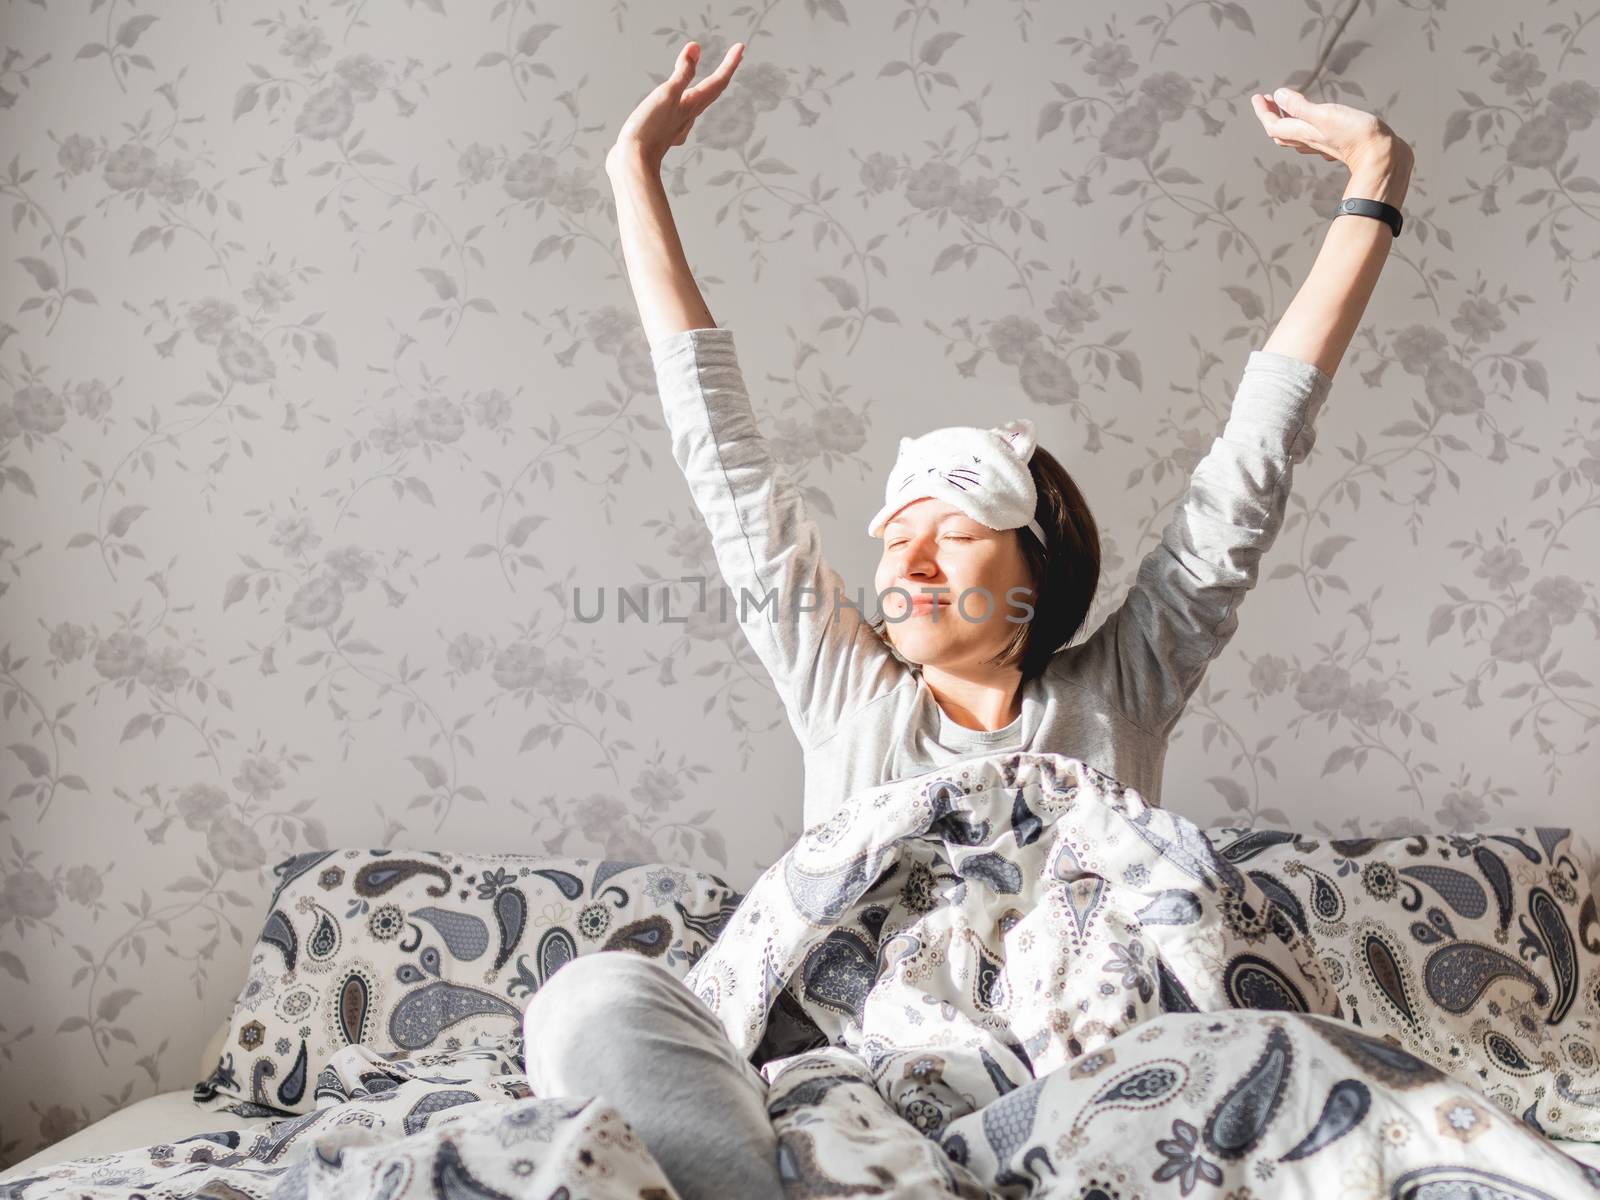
top-left (0, 1023), bottom-right (268, 1179)
top-left (4, 752), bottom-right (1600, 1196)
top-left (7, 1061), bottom-right (1600, 1183)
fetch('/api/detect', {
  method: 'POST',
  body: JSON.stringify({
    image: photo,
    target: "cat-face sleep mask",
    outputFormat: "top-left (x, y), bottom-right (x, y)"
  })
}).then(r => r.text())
top-left (867, 418), bottom-right (1047, 548)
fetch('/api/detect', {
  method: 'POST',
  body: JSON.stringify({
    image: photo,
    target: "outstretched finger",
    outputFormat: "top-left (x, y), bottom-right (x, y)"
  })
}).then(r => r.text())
top-left (1264, 112), bottom-right (1324, 144)
top-left (666, 41), bottom-right (700, 94)
top-left (1251, 94), bottom-right (1321, 143)
top-left (1248, 96), bottom-right (1312, 146)
top-left (1269, 86), bottom-right (1326, 123)
top-left (684, 41), bottom-right (744, 110)
top-left (1250, 93), bottom-right (1293, 133)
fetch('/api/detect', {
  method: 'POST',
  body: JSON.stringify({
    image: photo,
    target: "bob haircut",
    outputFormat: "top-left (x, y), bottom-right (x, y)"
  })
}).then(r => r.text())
top-left (868, 444), bottom-right (1100, 682)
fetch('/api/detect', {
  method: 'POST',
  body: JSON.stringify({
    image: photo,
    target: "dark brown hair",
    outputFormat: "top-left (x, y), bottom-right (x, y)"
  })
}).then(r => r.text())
top-left (869, 444), bottom-right (1101, 681)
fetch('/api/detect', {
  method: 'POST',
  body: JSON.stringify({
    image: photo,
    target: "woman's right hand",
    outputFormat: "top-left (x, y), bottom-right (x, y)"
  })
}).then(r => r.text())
top-left (607, 40), bottom-right (746, 177)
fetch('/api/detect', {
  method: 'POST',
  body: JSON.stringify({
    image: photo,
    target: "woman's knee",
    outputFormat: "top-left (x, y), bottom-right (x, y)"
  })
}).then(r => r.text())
top-left (522, 951), bottom-right (679, 1039)
top-left (522, 953), bottom-right (688, 1088)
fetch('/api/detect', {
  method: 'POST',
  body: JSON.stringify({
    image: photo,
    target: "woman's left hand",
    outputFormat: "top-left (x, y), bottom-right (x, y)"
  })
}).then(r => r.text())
top-left (1249, 86), bottom-right (1410, 174)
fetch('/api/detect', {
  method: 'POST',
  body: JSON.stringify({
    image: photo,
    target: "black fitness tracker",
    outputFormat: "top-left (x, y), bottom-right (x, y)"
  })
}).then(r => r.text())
top-left (1336, 196), bottom-right (1403, 238)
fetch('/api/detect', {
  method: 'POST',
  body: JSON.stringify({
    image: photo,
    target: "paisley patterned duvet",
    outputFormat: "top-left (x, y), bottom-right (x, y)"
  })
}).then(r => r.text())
top-left (5, 750), bottom-right (1599, 1199)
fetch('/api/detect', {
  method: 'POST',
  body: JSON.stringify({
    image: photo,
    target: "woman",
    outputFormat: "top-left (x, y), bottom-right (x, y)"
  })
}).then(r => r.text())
top-left (522, 40), bottom-right (1413, 1200)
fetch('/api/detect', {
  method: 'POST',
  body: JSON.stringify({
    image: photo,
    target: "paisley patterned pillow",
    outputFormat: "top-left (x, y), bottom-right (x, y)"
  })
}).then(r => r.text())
top-left (1206, 824), bottom-right (1600, 1139)
top-left (193, 849), bottom-right (743, 1117)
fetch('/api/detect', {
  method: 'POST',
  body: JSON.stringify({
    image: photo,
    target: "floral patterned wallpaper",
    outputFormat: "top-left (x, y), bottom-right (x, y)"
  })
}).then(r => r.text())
top-left (1, 0), bottom-right (1597, 1170)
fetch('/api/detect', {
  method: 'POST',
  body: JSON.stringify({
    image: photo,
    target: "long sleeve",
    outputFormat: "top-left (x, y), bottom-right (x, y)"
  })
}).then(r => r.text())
top-left (648, 326), bottom-right (904, 752)
top-left (1066, 349), bottom-right (1334, 737)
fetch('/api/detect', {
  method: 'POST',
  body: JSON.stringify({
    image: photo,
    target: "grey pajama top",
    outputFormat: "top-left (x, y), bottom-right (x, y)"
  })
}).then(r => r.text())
top-left (647, 327), bottom-right (1333, 831)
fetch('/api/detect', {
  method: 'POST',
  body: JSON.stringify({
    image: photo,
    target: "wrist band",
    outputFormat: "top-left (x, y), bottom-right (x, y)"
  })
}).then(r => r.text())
top-left (1336, 196), bottom-right (1403, 238)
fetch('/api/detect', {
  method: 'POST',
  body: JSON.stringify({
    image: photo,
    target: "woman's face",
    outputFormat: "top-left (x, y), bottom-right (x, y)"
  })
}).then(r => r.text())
top-left (872, 497), bottom-right (1035, 672)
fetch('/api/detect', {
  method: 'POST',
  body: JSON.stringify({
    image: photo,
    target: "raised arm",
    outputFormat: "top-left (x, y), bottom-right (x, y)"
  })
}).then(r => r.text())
top-left (1061, 91), bottom-right (1409, 738)
top-left (1250, 86), bottom-right (1415, 379)
top-left (605, 39), bottom-right (745, 344)
top-left (644, 326), bottom-right (903, 750)
top-left (604, 42), bottom-right (903, 750)
top-left (1064, 349), bottom-right (1332, 739)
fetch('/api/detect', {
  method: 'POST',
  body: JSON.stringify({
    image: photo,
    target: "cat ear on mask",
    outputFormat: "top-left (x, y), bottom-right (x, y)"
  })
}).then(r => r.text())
top-left (992, 418), bottom-right (1037, 462)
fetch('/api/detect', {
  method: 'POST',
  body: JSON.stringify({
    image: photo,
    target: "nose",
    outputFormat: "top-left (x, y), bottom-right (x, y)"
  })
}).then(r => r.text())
top-left (898, 532), bottom-right (942, 579)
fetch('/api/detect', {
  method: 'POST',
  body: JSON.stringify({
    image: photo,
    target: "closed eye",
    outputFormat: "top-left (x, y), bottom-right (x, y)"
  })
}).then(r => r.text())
top-left (887, 535), bottom-right (974, 549)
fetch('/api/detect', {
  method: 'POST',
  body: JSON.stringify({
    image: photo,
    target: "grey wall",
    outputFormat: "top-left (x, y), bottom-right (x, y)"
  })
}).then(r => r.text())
top-left (2, 0), bottom-right (1597, 1169)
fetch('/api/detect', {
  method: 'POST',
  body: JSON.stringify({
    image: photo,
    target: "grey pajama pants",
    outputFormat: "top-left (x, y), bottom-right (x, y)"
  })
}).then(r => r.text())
top-left (521, 950), bottom-right (786, 1200)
